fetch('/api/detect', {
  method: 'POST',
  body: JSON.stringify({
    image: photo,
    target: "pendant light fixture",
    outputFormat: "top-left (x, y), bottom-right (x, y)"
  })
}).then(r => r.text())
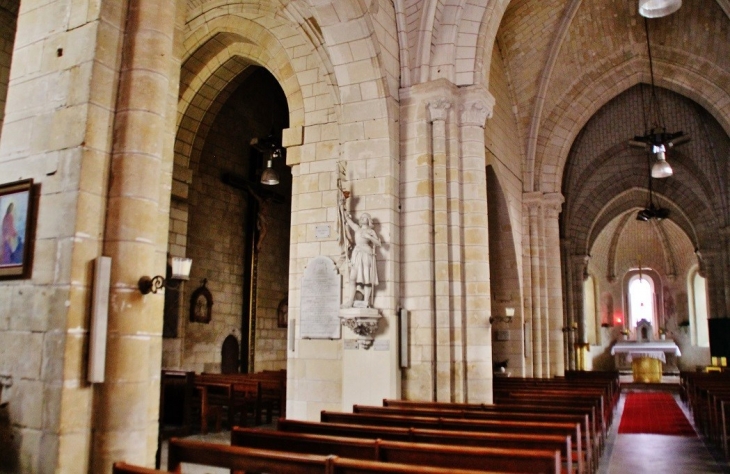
top-left (251, 134), bottom-right (282, 186)
top-left (629, 18), bottom-right (690, 178)
top-left (638, 0), bottom-right (682, 18)
top-left (637, 152), bottom-right (670, 222)
top-left (260, 148), bottom-right (281, 185)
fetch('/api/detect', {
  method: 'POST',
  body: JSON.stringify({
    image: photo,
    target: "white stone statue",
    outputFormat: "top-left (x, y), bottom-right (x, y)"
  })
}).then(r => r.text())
top-left (338, 188), bottom-right (381, 308)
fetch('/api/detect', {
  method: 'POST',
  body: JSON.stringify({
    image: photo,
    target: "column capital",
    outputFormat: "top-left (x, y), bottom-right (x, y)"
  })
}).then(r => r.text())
top-left (543, 192), bottom-right (565, 218)
top-left (458, 86), bottom-right (495, 128)
top-left (523, 191), bottom-right (543, 211)
top-left (426, 97), bottom-right (451, 122)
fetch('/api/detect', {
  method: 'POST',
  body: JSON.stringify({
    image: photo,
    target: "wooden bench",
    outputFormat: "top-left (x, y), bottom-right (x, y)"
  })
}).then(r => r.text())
top-left (231, 427), bottom-right (562, 473)
top-left (358, 404), bottom-right (593, 473)
top-left (195, 371), bottom-right (286, 428)
top-left (318, 411), bottom-right (585, 474)
top-left (113, 463), bottom-right (169, 474)
top-left (165, 437), bottom-right (510, 474)
top-left (277, 418), bottom-right (574, 474)
top-left (382, 398), bottom-right (600, 459)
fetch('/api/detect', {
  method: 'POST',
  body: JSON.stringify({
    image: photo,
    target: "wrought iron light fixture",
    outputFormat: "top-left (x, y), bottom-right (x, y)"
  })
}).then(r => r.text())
top-left (638, 0), bottom-right (682, 18)
top-left (251, 135), bottom-right (282, 186)
top-left (636, 158), bottom-right (670, 222)
top-left (138, 257), bottom-right (192, 294)
top-left (260, 148), bottom-right (281, 185)
top-left (489, 307), bottom-right (515, 325)
top-left (629, 18), bottom-right (690, 178)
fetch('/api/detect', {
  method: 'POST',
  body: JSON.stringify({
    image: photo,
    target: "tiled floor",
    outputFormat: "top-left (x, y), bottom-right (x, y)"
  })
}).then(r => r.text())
top-left (162, 383), bottom-right (730, 474)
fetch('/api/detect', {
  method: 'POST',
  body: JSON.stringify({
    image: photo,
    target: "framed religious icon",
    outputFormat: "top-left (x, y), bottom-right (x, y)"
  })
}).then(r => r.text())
top-left (0, 179), bottom-right (35, 280)
top-left (189, 279), bottom-right (213, 324)
top-left (277, 297), bottom-right (288, 328)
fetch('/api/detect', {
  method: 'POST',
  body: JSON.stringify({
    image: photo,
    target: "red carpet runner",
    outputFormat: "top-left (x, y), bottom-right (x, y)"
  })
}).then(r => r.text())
top-left (618, 392), bottom-right (696, 436)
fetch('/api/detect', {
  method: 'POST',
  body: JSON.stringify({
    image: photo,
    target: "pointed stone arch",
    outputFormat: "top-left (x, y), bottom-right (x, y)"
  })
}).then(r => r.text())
top-left (533, 54), bottom-right (730, 195)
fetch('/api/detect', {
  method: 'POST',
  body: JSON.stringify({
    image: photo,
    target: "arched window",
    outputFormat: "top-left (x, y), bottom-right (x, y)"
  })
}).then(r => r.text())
top-left (688, 266), bottom-right (709, 347)
top-left (628, 274), bottom-right (656, 330)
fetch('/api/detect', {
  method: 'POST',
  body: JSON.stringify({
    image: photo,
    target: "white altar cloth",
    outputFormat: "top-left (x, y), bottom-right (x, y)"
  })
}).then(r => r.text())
top-left (611, 341), bottom-right (681, 362)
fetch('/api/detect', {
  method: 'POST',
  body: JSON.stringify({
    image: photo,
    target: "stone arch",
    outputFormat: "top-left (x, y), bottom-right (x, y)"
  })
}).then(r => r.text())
top-left (582, 188), bottom-right (699, 258)
top-left (473, 0), bottom-right (510, 90)
top-left (534, 53), bottom-right (730, 194)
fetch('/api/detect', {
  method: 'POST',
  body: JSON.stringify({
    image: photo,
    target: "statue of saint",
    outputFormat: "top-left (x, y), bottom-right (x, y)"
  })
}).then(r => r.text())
top-left (338, 192), bottom-right (381, 308)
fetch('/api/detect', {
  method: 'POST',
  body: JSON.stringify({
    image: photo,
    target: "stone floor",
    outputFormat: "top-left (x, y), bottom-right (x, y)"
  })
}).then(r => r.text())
top-left (161, 382), bottom-right (730, 473)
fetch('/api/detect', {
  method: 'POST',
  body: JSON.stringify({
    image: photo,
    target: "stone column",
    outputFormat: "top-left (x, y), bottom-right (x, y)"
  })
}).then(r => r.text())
top-left (569, 254), bottom-right (589, 368)
top-left (561, 238), bottom-right (574, 370)
top-left (544, 193), bottom-right (565, 377)
top-left (459, 86), bottom-right (494, 403)
top-left (92, 0), bottom-right (177, 471)
top-left (524, 194), bottom-right (543, 377)
top-left (427, 97), bottom-right (452, 401)
top-left (702, 249), bottom-right (727, 320)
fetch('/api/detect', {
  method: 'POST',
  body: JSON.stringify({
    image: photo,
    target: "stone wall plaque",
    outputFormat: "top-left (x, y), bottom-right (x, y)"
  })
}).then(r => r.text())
top-left (300, 256), bottom-right (342, 339)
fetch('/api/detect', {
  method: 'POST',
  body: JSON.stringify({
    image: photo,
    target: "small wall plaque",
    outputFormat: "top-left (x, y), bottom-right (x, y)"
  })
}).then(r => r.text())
top-left (315, 225), bottom-right (331, 238)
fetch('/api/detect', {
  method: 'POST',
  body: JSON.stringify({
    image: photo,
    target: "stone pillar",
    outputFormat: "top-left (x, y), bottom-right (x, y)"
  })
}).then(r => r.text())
top-left (561, 238), bottom-right (574, 370)
top-left (524, 194), bottom-right (543, 377)
top-left (91, 0), bottom-right (177, 471)
top-left (544, 193), bottom-right (565, 377)
top-left (702, 249), bottom-right (727, 319)
top-left (459, 86), bottom-right (494, 403)
top-left (569, 254), bottom-right (589, 368)
top-left (427, 97), bottom-right (452, 401)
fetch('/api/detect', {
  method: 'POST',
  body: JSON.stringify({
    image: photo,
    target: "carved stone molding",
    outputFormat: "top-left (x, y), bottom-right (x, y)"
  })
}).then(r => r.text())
top-left (543, 192), bottom-right (565, 219)
top-left (459, 85), bottom-right (495, 127)
top-left (339, 307), bottom-right (382, 349)
top-left (426, 97), bottom-right (451, 123)
top-left (460, 98), bottom-right (494, 127)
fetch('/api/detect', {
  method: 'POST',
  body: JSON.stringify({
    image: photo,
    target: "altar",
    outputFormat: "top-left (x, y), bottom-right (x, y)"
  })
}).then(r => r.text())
top-left (611, 341), bottom-right (682, 382)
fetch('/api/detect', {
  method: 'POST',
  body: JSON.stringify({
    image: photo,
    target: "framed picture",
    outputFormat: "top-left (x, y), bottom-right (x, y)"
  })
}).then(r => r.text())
top-left (277, 297), bottom-right (288, 328)
top-left (0, 179), bottom-right (34, 279)
top-left (189, 279), bottom-right (213, 324)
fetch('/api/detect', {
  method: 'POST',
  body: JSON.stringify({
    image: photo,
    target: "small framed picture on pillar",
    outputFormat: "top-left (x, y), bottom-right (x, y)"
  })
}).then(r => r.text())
top-left (0, 179), bottom-right (35, 280)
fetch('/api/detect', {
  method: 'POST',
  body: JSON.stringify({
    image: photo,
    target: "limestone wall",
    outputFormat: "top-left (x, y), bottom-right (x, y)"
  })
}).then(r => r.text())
top-left (0, 1), bottom-right (131, 471)
top-left (484, 41), bottom-right (525, 377)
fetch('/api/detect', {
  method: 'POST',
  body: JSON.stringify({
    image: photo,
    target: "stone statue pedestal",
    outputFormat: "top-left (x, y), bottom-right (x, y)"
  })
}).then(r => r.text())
top-left (339, 307), bottom-right (381, 349)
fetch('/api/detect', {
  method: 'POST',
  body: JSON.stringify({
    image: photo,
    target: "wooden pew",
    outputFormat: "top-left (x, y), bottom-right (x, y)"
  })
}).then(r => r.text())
top-left (113, 463), bottom-right (169, 474)
top-left (355, 404), bottom-right (593, 473)
top-left (231, 427), bottom-right (562, 473)
top-left (493, 388), bottom-right (608, 443)
top-left (382, 398), bottom-right (599, 460)
top-left (277, 418), bottom-right (574, 474)
top-left (318, 411), bottom-right (585, 474)
top-left (195, 371), bottom-right (286, 428)
top-left (166, 437), bottom-right (510, 474)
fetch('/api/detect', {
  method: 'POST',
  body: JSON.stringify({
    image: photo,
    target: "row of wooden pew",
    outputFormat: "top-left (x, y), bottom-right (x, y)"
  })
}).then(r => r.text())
top-left (680, 370), bottom-right (730, 458)
top-left (121, 370), bottom-right (619, 474)
top-left (159, 368), bottom-right (287, 436)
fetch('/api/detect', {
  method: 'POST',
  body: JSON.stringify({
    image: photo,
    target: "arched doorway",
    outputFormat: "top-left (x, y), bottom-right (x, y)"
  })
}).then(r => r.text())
top-left (486, 166), bottom-right (522, 376)
top-left (166, 66), bottom-right (292, 374)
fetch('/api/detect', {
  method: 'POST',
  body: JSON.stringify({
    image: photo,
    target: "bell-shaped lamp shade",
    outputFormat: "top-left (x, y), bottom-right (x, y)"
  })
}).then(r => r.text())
top-left (639, 0), bottom-right (682, 18)
top-left (261, 159), bottom-right (280, 185)
top-left (171, 257), bottom-right (192, 280)
top-left (651, 146), bottom-right (673, 178)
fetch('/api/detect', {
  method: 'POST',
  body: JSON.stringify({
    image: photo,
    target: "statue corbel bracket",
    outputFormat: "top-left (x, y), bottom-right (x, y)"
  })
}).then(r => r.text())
top-left (339, 307), bottom-right (382, 349)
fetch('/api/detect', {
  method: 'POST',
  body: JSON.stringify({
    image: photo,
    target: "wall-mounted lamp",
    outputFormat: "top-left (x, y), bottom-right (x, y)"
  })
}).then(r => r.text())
top-left (489, 307), bottom-right (515, 325)
top-left (138, 257), bottom-right (192, 295)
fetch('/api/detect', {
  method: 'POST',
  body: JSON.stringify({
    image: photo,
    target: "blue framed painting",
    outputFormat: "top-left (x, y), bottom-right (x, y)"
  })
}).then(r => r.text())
top-left (0, 179), bottom-right (34, 279)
